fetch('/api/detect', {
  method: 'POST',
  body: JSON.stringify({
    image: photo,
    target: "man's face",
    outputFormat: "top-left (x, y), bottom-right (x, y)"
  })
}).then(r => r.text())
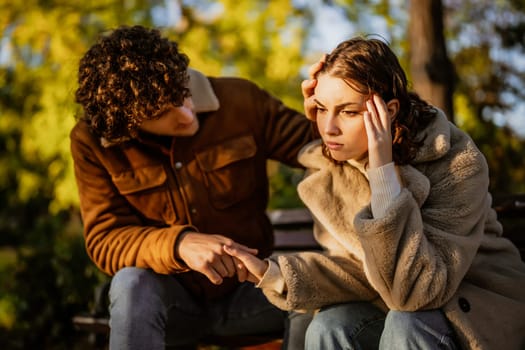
top-left (139, 97), bottom-right (199, 137)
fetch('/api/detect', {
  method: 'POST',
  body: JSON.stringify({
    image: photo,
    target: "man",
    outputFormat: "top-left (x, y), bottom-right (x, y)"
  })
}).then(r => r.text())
top-left (71, 25), bottom-right (314, 349)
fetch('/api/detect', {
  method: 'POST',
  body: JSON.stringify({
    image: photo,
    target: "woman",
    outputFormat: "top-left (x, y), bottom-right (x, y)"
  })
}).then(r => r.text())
top-left (225, 36), bottom-right (525, 350)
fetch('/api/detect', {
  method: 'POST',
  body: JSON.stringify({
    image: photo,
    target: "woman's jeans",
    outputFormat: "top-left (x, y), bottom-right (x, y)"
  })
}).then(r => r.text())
top-left (305, 302), bottom-right (460, 350)
top-left (108, 267), bottom-right (286, 350)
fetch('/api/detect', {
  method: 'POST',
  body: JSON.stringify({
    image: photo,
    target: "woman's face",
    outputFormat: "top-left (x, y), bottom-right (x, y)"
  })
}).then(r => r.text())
top-left (139, 97), bottom-right (199, 137)
top-left (314, 73), bottom-right (369, 162)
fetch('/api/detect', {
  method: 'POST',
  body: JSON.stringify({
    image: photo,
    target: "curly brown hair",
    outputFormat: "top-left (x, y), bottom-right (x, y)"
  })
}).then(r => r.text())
top-left (319, 36), bottom-right (437, 165)
top-left (75, 25), bottom-right (190, 143)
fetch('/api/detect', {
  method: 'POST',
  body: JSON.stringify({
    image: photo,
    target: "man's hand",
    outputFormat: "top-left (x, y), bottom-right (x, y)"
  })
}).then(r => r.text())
top-left (176, 232), bottom-right (257, 285)
top-left (223, 244), bottom-right (269, 284)
top-left (301, 56), bottom-right (326, 121)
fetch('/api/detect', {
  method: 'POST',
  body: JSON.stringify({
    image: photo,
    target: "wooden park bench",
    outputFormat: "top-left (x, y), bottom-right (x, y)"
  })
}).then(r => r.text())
top-left (73, 194), bottom-right (525, 349)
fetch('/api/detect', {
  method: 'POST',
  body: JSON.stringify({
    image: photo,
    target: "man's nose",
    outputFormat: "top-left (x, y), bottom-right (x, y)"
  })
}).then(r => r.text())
top-left (178, 108), bottom-right (195, 123)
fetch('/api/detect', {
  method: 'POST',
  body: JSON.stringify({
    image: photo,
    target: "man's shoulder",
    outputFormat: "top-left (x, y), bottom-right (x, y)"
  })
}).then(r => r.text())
top-left (70, 119), bottom-right (103, 149)
top-left (208, 75), bottom-right (262, 93)
top-left (70, 119), bottom-right (91, 140)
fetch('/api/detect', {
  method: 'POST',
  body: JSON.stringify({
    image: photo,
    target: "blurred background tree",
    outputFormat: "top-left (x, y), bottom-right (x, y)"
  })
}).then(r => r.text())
top-left (0, 0), bottom-right (524, 348)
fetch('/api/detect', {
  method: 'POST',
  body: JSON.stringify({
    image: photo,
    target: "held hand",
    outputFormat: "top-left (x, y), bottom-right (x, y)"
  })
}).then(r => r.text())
top-left (364, 94), bottom-right (394, 169)
top-left (176, 232), bottom-right (258, 285)
top-left (223, 245), bottom-right (268, 284)
top-left (301, 56), bottom-right (326, 121)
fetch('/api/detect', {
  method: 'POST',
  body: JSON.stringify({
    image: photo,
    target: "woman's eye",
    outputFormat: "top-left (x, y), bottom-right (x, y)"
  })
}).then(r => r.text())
top-left (341, 110), bottom-right (358, 116)
top-left (316, 106), bottom-right (327, 113)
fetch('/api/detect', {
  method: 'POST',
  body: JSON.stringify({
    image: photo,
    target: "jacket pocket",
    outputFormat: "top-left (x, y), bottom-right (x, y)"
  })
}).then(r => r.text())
top-left (195, 134), bottom-right (257, 209)
top-left (112, 164), bottom-right (177, 224)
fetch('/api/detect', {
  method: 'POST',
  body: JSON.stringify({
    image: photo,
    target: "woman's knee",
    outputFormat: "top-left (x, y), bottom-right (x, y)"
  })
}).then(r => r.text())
top-left (305, 303), bottom-right (384, 350)
top-left (384, 310), bottom-right (418, 334)
top-left (383, 309), bottom-right (449, 336)
top-left (381, 310), bottom-right (458, 350)
top-left (305, 313), bottom-right (348, 350)
top-left (305, 310), bottom-right (340, 338)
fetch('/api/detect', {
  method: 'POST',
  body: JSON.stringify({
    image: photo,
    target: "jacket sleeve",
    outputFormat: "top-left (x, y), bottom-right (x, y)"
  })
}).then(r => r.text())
top-left (261, 219), bottom-right (381, 311)
top-left (354, 130), bottom-right (491, 311)
top-left (262, 250), bottom-right (381, 311)
top-left (70, 127), bottom-right (194, 276)
top-left (251, 83), bottom-right (316, 167)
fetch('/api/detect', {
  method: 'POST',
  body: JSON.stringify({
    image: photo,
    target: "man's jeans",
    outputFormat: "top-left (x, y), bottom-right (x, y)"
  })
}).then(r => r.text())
top-left (305, 302), bottom-right (460, 350)
top-left (108, 267), bottom-right (286, 350)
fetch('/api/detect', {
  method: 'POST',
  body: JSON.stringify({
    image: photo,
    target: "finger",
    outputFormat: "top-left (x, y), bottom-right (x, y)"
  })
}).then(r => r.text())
top-left (216, 236), bottom-right (258, 255)
top-left (366, 99), bottom-right (379, 133)
top-left (308, 56), bottom-right (326, 78)
top-left (233, 256), bottom-right (248, 282)
top-left (221, 255), bottom-right (237, 277)
top-left (223, 244), bottom-right (245, 258)
top-left (363, 111), bottom-right (373, 138)
top-left (229, 241), bottom-right (258, 255)
top-left (301, 79), bottom-right (317, 99)
top-left (203, 267), bottom-right (223, 285)
top-left (213, 258), bottom-right (230, 278)
top-left (223, 245), bottom-right (253, 266)
top-left (372, 94), bottom-right (390, 129)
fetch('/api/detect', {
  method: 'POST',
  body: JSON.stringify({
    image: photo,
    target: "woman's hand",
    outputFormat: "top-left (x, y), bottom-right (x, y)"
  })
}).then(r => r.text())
top-left (301, 56), bottom-right (326, 121)
top-left (223, 244), bottom-right (269, 284)
top-left (364, 94), bottom-right (394, 169)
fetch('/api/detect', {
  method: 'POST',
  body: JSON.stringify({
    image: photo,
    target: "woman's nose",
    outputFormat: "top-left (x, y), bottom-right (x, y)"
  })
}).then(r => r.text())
top-left (323, 115), bottom-right (340, 135)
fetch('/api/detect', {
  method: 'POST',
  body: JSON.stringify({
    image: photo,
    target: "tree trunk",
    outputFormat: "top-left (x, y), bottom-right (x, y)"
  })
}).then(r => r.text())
top-left (409, 0), bottom-right (455, 122)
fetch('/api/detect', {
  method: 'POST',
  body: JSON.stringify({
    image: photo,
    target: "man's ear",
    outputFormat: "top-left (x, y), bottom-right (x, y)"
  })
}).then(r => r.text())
top-left (386, 98), bottom-right (400, 119)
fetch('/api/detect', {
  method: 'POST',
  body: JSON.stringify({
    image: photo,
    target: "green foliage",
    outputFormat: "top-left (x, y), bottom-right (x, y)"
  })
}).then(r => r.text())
top-left (455, 94), bottom-right (525, 194)
top-left (267, 161), bottom-right (305, 209)
top-left (445, 0), bottom-right (525, 194)
top-left (172, 0), bottom-right (310, 110)
top-left (0, 215), bottom-right (105, 349)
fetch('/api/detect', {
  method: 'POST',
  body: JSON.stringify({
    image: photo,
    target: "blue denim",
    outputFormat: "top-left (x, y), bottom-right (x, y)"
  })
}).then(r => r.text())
top-left (305, 302), bottom-right (459, 350)
top-left (283, 311), bottom-right (315, 350)
top-left (305, 302), bottom-right (385, 350)
top-left (108, 267), bottom-right (285, 350)
top-left (380, 309), bottom-right (459, 350)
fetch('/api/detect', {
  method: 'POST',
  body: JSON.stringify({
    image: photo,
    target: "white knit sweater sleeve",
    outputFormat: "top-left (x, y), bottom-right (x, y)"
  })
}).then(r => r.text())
top-left (367, 162), bottom-right (402, 218)
top-left (257, 259), bottom-right (286, 293)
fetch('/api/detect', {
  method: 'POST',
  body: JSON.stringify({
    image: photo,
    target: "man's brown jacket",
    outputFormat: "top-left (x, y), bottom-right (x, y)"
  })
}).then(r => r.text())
top-left (70, 69), bottom-right (314, 300)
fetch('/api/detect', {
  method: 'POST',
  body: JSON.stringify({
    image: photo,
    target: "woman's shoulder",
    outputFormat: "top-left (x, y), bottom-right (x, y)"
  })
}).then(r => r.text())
top-left (413, 109), bottom-right (452, 163)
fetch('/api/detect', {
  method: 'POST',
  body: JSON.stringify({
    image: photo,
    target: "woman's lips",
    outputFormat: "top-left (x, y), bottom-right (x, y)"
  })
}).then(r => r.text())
top-left (325, 141), bottom-right (343, 150)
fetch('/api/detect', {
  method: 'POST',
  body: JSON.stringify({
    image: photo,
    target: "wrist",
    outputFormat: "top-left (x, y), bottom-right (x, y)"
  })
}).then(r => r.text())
top-left (174, 229), bottom-right (193, 260)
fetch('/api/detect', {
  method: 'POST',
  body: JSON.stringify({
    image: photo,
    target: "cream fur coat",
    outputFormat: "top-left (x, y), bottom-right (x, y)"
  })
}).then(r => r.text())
top-left (263, 111), bottom-right (525, 350)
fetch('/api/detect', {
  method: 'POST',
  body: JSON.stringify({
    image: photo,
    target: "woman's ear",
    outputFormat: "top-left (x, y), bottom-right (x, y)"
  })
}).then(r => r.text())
top-left (386, 98), bottom-right (400, 119)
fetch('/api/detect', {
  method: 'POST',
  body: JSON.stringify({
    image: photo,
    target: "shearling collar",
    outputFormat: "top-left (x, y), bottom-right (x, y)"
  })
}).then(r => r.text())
top-left (100, 68), bottom-right (219, 147)
top-left (187, 68), bottom-right (220, 113)
top-left (412, 108), bottom-right (451, 163)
